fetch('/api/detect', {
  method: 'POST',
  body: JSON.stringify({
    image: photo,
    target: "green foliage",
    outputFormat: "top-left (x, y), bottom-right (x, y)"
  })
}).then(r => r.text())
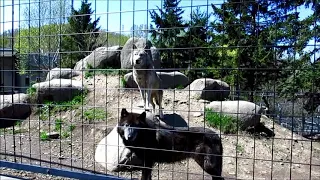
top-left (14, 24), bottom-right (68, 72)
top-left (97, 32), bottom-right (130, 47)
top-left (210, 1), bottom-right (313, 101)
top-left (236, 144), bottom-right (244, 153)
top-left (54, 119), bottom-right (63, 132)
top-left (68, 124), bottom-right (76, 132)
top-left (83, 108), bottom-right (107, 123)
top-left (37, 90), bottom-right (88, 120)
top-left (278, 62), bottom-right (320, 98)
top-left (120, 76), bottom-right (127, 88)
top-left (62, 131), bottom-right (70, 138)
top-left (175, 84), bottom-right (185, 89)
top-left (27, 87), bottom-right (37, 96)
top-left (150, 0), bottom-right (188, 69)
top-left (52, 119), bottom-right (75, 139)
top-left (205, 108), bottom-right (238, 134)
top-left (40, 131), bottom-right (49, 141)
top-left (14, 24), bottom-right (68, 55)
top-left (60, 0), bottom-right (101, 68)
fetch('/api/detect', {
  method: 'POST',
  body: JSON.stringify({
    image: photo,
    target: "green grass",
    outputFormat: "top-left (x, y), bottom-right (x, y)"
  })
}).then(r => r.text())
top-left (15, 121), bottom-right (22, 126)
top-left (83, 108), bottom-right (108, 123)
top-left (236, 144), bottom-right (244, 153)
top-left (0, 128), bottom-right (28, 135)
top-left (62, 131), bottom-right (70, 138)
top-left (40, 131), bottom-right (49, 141)
top-left (175, 84), bottom-right (185, 89)
top-left (68, 124), bottom-right (76, 132)
top-left (205, 108), bottom-right (239, 134)
top-left (120, 76), bottom-right (127, 88)
top-left (37, 90), bottom-right (88, 120)
top-left (54, 119), bottom-right (63, 131)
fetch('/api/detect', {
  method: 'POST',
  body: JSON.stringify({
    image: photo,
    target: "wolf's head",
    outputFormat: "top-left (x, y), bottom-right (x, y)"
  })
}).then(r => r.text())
top-left (117, 108), bottom-right (147, 143)
top-left (130, 44), bottom-right (151, 69)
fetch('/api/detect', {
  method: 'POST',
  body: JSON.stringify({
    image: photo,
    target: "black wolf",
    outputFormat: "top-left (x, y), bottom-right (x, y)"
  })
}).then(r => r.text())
top-left (117, 108), bottom-right (224, 180)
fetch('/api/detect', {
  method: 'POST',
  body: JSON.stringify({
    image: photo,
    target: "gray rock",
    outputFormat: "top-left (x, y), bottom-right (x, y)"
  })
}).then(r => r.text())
top-left (32, 79), bottom-right (86, 103)
top-left (193, 112), bottom-right (203, 117)
top-left (0, 93), bottom-right (31, 128)
top-left (123, 71), bottom-right (189, 89)
top-left (46, 68), bottom-right (81, 81)
top-left (47, 132), bottom-right (60, 139)
top-left (189, 78), bottom-right (230, 101)
top-left (207, 100), bottom-right (263, 130)
top-left (74, 46), bottom-right (122, 70)
top-left (95, 124), bottom-right (142, 172)
top-left (120, 37), bottom-right (160, 69)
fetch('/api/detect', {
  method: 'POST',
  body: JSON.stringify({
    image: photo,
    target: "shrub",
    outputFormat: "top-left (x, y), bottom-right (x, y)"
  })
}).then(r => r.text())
top-left (40, 131), bottom-right (49, 141)
top-left (26, 87), bottom-right (37, 95)
top-left (54, 119), bottom-right (63, 131)
top-left (36, 90), bottom-right (88, 120)
top-left (205, 108), bottom-right (239, 134)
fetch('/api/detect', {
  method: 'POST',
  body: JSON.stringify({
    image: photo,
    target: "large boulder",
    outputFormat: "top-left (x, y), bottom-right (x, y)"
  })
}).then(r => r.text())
top-left (123, 71), bottom-right (189, 89)
top-left (0, 93), bottom-right (31, 128)
top-left (74, 46), bottom-right (122, 70)
top-left (32, 79), bottom-right (86, 103)
top-left (120, 37), bottom-right (160, 69)
top-left (95, 124), bottom-right (143, 172)
top-left (46, 68), bottom-right (81, 81)
top-left (207, 100), bottom-right (263, 130)
top-left (188, 78), bottom-right (230, 101)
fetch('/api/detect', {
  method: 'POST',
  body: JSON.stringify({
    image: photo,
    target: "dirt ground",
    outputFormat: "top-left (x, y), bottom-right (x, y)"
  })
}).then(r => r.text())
top-left (1, 74), bottom-right (320, 180)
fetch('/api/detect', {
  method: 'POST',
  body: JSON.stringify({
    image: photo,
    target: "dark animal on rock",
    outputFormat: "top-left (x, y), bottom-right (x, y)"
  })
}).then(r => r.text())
top-left (117, 108), bottom-right (224, 180)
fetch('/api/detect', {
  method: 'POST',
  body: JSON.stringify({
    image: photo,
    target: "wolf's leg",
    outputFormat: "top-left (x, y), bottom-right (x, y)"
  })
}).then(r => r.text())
top-left (150, 93), bottom-right (156, 114)
top-left (138, 85), bottom-right (146, 108)
top-left (145, 87), bottom-right (152, 111)
top-left (156, 90), bottom-right (164, 119)
top-left (193, 145), bottom-right (223, 180)
top-left (141, 160), bottom-right (153, 180)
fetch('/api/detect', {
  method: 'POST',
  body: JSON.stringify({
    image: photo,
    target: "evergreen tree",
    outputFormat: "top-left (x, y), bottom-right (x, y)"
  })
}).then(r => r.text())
top-left (275, 1), bottom-right (320, 98)
top-left (182, 7), bottom-right (219, 80)
top-left (211, 0), bottom-right (309, 102)
top-left (61, 0), bottom-right (101, 68)
top-left (149, 0), bottom-right (188, 69)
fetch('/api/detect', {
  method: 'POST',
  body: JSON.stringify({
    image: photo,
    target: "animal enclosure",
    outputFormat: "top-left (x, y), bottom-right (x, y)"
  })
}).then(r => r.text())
top-left (0, 0), bottom-right (319, 179)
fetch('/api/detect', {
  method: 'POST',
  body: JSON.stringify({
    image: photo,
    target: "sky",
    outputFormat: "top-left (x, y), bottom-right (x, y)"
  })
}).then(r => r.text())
top-left (0, 0), bottom-right (318, 60)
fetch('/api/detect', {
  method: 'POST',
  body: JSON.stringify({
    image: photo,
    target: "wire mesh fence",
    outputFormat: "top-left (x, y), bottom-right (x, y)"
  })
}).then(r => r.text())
top-left (0, 0), bottom-right (319, 179)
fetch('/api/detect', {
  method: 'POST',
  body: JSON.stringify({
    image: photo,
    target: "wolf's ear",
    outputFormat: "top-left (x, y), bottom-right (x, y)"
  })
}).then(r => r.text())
top-left (138, 111), bottom-right (146, 122)
top-left (121, 108), bottom-right (129, 117)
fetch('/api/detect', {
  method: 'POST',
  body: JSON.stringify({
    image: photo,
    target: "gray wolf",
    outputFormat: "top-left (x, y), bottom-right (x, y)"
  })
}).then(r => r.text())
top-left (117, 108), bottom-right (224, 180)
top-left (131, 44), bottom-right (164, 119)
